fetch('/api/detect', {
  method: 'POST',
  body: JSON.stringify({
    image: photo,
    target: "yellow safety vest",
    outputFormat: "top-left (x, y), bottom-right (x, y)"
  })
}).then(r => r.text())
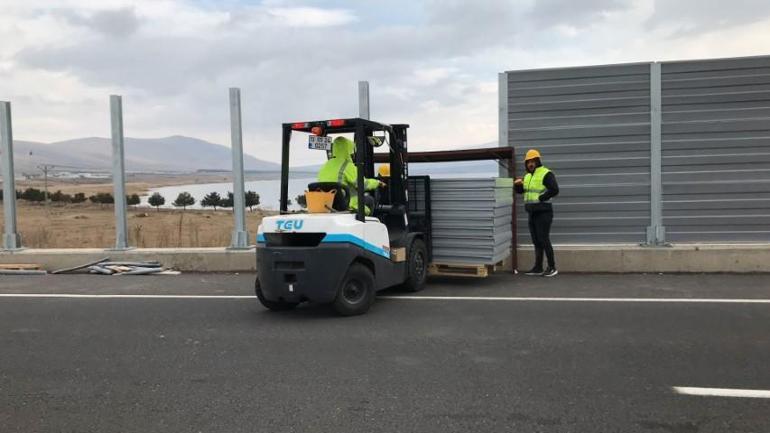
top-left (523, 166), bottom-right (551, 204)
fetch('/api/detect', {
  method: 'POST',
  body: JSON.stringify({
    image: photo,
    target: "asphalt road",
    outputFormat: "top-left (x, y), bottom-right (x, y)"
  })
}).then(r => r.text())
top-left (1, 273), bottom-right (769, 433)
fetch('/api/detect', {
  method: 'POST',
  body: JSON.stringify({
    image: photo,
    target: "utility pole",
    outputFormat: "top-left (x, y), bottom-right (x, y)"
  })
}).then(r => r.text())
top-left (37, 164), bottom-right (52, 213)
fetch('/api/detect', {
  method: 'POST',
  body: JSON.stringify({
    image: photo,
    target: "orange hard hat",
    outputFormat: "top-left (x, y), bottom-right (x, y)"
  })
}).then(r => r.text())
top-left (378, 164), bottom-right (390, 177)
top-left (525, 149), bottom-right (541, 161)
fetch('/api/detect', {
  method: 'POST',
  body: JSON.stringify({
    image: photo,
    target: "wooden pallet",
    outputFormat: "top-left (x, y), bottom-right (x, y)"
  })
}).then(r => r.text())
top-left (428, 263), bottom-right (489, 278)
top-left (0, 263), bottom-right (42, 270)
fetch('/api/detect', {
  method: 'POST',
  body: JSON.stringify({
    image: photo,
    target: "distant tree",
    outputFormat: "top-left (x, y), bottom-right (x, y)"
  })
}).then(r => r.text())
top-left (296, 194), bottom-right (307, 209)
top-left (50, 190), bottom-right (72, 203)
top-left (71, 192), bottom-right (87, 204)
top-left (20, 187), bottom-right (45, 202)
top-left (89, 192), bottom-right (114, 205)
top-left (201, 191), bottom-right (222, 210)
top-left (287, 198), bottom-right (293, 206)
top-left (148, 192), bottom-right (165, 211)
top-left (127, 194), bottom-right (141, 207)
top-left (172, 191), bottom-right (195, 210)
top-left (219, 192), bottom-right (234, 209)
top-left (245, 191), bottom-right (260, 211)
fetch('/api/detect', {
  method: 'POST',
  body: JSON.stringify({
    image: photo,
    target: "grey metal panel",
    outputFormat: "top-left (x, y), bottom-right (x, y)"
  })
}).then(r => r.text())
top-left (507, 62), bottom-right (652, 244)
top-left (661, 56), bottom-right (770, 242)
top-left (429, 178), bottom-right (513, 264)
top-left (506, 63), bottom-right (650, 82)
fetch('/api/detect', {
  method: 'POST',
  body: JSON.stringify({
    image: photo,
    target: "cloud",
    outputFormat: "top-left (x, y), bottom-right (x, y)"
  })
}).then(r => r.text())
top-left (2, 0), bottom-right (770, 166)
top-left (62, 6), bottom-right (141, 38)
top-left (646, 0), bottom-right (770, 36)
top-left (529, 0), bottom-right (633, 28)
top-left (266, 6), bottom-right (356, 27)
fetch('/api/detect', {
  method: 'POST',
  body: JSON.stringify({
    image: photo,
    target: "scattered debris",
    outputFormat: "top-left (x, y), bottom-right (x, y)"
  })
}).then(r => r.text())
top-left (99, 261), bottom-right (162, 268)
top-left (52, 257), bottom-right (111, 274)
top-left (51, 257), bottom-right (179, 276)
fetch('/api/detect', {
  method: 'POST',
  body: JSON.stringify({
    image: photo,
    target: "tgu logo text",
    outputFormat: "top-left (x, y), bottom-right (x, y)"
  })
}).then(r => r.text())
top-left (275, 220), bottom-right (304, 231)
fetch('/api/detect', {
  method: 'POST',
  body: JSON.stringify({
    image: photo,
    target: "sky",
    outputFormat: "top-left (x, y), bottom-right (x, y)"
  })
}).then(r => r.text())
top-left (2, 0), bottom-right (770, 165)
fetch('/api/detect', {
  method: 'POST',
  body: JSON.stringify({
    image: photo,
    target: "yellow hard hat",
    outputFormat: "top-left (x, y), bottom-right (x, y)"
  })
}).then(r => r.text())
top-left (378, 164), bottom-right (390, 177)
top-left (525, 149), bottom-right (541, 161)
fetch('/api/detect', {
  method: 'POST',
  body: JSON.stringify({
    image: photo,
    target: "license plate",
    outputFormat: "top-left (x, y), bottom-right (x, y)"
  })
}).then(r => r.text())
top-left (308, 135), bottom-right (332, 150)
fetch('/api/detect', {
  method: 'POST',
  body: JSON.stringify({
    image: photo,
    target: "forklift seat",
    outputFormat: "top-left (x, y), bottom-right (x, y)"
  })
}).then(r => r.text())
top-left (307, 182), bottom-right (350, 212)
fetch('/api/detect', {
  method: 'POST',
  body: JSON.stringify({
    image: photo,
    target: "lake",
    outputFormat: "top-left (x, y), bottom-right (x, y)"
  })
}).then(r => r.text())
top-left (141, 169), bottom-right (496, 211)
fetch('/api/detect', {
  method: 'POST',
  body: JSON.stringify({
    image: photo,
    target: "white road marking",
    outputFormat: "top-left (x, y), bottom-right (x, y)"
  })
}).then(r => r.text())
top-left (0, 293), bottom-right (770, 303)
top-left (673, 386), bottom-right (770, 399)
top-left (380, 296), bottom-right (770, 304)
top-left (0, 294), bottom-right (252, 299)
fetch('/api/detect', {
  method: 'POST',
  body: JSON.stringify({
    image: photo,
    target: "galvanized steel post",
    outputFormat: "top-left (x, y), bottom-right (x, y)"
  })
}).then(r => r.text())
top-left (1, 101), bottom-right (22, 250)
top-left (229, 88), bottom-right (249, 249)
top-left (647, 62), bottom-right (666, 245)
top-left (358, 81), bottom-right (370, 120)
top-left (499, 72), bottom-right (517, 270)
top-left (498, 72), bottom-right (510, 177)
top-left (110, 95), bottom-right (130, 250)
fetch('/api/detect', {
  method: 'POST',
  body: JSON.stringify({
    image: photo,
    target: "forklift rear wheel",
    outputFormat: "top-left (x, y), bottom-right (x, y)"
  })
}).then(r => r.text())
top-left (401, 238), bottom-right (428, 292)
top-left (255, 278), bottom-right (299, 311)
top-left (332, 263), bottom-right (375, 316)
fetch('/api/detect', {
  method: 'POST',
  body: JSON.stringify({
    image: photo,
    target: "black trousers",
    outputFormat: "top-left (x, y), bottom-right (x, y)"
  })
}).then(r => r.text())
top-left (528, 210), bottom-right (555, 269)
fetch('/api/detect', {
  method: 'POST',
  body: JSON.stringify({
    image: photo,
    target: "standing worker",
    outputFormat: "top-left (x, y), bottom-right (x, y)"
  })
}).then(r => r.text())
top-left (515, 149), bottom-right (559, 277)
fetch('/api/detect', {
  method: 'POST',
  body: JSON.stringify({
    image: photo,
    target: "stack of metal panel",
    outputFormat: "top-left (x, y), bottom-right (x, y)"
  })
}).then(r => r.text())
top-left (428, 178), bottom-right (513, 265)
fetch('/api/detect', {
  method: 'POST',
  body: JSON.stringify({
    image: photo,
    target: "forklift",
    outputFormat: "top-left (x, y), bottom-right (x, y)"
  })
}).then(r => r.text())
top-left (255, 118), bottom-right (432, 316)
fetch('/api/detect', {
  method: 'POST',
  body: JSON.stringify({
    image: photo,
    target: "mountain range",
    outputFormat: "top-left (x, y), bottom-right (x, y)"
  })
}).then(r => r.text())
top-left (8, 136), bottom-right (501, 176)
top-left (11, 136), bottom-right (280, 175)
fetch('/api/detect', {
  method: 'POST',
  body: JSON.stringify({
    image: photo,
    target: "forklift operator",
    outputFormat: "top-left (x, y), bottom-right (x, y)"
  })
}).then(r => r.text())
top-left (317, 136), bottom-right (384, 215)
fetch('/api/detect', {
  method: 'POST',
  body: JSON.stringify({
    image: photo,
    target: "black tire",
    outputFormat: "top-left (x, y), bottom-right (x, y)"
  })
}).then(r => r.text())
top-left (332, 263), bottom-right (375, 316)
top-left (401, 238), bottom-right (428, 292)
top-left (255, 278), bottom-right (298, 311)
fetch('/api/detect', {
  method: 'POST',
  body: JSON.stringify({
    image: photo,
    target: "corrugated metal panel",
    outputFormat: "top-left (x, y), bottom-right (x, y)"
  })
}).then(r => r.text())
top-left (661, 56), bottom-right (770, 242)
top-left (429, 178), bottom-right (513, 265)
top-left (506, 63), bottom-right (652, 243)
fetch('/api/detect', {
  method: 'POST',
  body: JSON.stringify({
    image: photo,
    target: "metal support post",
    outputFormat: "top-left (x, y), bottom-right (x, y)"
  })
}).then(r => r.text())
top-left (1, 101), bottom-right (22, 250)
top-left (110, 95), bottom-right (131, 250)
top-left (498, 72), bottom-right (510, 177)
top-left (646, 62), bottom-right (666, 245)
top-left (499, 72), bottom-right (516, 271)
top-left (358, 81), bottom-right (370, 120)
top-left (229, 88), bottom-right (249, 249)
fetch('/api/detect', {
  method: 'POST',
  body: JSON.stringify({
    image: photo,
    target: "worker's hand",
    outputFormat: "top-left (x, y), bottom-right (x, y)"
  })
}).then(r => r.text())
top-left (514, 178), bottom-right (523, 185)
top-left (378, 181), bottom-right (387, 188)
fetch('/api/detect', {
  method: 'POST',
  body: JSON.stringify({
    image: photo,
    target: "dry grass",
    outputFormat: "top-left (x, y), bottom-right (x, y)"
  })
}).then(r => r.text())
top-left (2, 201), bottom-right (270, 248)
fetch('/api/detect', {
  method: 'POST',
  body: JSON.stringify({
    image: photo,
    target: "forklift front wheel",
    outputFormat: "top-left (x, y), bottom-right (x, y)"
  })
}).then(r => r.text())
top-left (401, 238), bottom-right (428, 292)
top-left (255, 278), bottom-right (299, 312)
top-left (332, 263), bottom-right (375, 316)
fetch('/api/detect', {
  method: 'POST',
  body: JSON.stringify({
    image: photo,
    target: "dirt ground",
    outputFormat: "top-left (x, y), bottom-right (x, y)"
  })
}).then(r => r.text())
top-left (2, 201), bottom-right (269, 248)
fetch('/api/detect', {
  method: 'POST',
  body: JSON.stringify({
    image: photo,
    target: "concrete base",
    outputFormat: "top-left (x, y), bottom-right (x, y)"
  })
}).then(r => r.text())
top-left (0, 248), bottom-right (256, 272)
top-left (516, 244), bottom-right (770, 273)
top-left (2, 244), bottom-right (770, 273)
